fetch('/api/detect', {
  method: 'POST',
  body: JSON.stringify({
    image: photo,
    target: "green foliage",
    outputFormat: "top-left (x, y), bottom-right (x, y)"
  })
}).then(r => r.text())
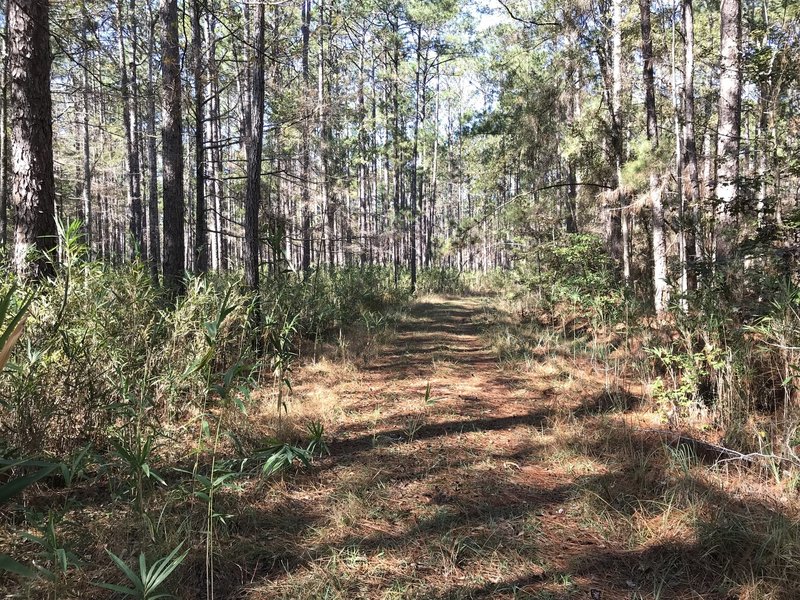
top-left (0, 227), bottom-right (407, 596)
top-left (251, 442), bottom-right (312, 476)
top-left (0, 283), bottom-right (33, 374)
top-left (513, 233), bottom-right (623, 324)
top-left (306, 420), bottom-right (330, 457)
top-left (96, 543), bottom-right (188, 600)
top-left (416, 268), bottom-right (467, 294)
top-left (0, 554), bottom-right (37, 578)
top-left (265, 309), bottom-right (300, 414)
top-left (0, 457), bottom-right (57, 507)
top-left (110, 433), bottom-right (166, 500)
top-left (647, 344), bottom-right (726, 421)
top-left (19, 511), bottom-right (82, 579)
top-left (57, 443), bottom-right (94, 488)
top-left (0, 257), bottom-right (406, 455)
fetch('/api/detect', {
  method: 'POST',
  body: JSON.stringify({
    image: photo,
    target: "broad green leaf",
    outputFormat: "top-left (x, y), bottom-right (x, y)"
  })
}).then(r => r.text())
top-left (0, 554), bottom-right (36, 578)
top-left (0, 464), bottom-right (57, 506)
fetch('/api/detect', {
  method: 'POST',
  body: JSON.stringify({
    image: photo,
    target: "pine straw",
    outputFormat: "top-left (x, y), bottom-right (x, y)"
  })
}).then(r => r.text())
top-left (4, 295), bottom-right (800, 599)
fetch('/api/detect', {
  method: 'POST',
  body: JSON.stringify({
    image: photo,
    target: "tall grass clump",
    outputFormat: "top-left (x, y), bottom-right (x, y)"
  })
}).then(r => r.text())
top-left (0, 229), bottom-right (407, 457)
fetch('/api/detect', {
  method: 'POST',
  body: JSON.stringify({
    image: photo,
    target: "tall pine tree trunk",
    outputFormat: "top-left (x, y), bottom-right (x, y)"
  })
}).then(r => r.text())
top-left (715, 0), bottom-right (741, 260)
top-left (10, 0), bottom-right (56, 279)
top-left (160, 0), bottom-right (185, 295)
top-left (244, 1), bottom-right (265, 298)
top-left (81, 3), bottom-right (92, 258)
top-left (0, 2), bottom-right (9, 253)
top-left (611, 0), bottom-right (629, 282)
top-left (640, 0), bottom-right (668, 313)
top-left (682, 0), bottom-right (699, 290)
top-left (300, 0), bottom-right (312, 273)
top-left (409, 25), bottom-right (422, 293)
top-left (117, 0), bottom-right (143, 259)
top-left (146, 0), bottom-right (160, 282)
top-left (192, 0), bottom-right (208, 273)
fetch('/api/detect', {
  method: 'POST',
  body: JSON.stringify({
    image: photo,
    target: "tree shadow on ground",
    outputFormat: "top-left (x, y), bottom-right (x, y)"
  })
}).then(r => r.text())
top-left (180, 298), bottom-right (800, 599)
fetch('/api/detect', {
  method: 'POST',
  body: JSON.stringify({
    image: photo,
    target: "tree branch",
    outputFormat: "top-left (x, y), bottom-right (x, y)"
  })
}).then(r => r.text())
top-left (496, 0), bottom-right (560, 27)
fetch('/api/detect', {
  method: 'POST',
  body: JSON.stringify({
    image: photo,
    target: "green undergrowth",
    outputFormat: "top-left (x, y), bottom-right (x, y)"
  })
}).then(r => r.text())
top-left (0, 224), bottom-right (411, 598)
top-left (472, 232), bottom-right (800, 598)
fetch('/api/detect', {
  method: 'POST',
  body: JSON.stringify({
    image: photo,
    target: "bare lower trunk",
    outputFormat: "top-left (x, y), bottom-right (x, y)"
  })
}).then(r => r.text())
top-left (682, 0), bottom-right (699, 290)
top-left (146, 1), bottom-right (160, 282)
top-left (10, 0), bottom-right (56, 279)
top-left (715, 0), bottom-right (742, 260)
top-left (117, 0), bottom-right (143, 259)
top-left (160, 0), bottom-right (185, 295)
top-left (81, 7), bottom-right (92, 258)
top-left (244, 1), bottom-right (265, 297)
top-left (0, 9), bottom-right (8, 253)
top-left (611, 0), bottom-right (629, 282)
top-left (192, 0), bottom-right (208, 273)
top-left (300, 0), bottom-right (312, 273)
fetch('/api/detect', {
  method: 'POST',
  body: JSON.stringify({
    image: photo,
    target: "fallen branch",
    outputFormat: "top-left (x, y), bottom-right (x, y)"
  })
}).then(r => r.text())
top-left (629, 427), bottom-right (800, 469)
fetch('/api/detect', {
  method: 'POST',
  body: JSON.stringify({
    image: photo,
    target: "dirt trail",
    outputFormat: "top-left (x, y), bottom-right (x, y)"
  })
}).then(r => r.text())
top-left (238, 295), bottom-right (642, 599)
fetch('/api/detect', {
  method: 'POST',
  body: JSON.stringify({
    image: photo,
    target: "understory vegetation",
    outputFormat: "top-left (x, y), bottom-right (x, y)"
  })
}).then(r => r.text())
top-left (2, 0), bottom-right (799, 593)
top-left (496, 232), bottom-right (800, 468)
top-left (0, 228), bottom-right (410, 599)
top-left (3, 231), bottom-right (800, 598)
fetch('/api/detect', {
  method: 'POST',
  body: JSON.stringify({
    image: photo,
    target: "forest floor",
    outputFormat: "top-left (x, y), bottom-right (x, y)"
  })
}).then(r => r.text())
top-left (221, 294), bottom-right (799, 600)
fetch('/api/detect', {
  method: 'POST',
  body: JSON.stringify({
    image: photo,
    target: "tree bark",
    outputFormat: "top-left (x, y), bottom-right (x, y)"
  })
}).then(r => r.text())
top-left (0, 1), bottom-right (9, 253)
top-left (192, 0), bottom-right (208, 273)
top-left (117, 0), bottom-right (143, 259)
top-left (9, 0), bottom-right (56, 279)
top-left (391, 12), bottom-right (402, 286)
top-left (244, 0), bottom-right (265, 297)
top-left (300, 0), bottom-right (312, 273)
top-left (81, 3), bottom-right (92, 259)
top-left (410, 24), bottom-right (422, 293)
top-left (319, 0), bottom-right (334, 270)
top-left (682, 0), bottom-right (699, 290)
top-left (715, 0), bottom-right (742, 258)
top-left (206, 4), bottom-right (225, 271)
top-left (611, 0), bottom-right (629, 282)
top-left (146, 0), bottom-right (160, 283)
top-left (160, 0), bottom-right (185, 295)
top-left (640, 0), bottom-right (668, 313)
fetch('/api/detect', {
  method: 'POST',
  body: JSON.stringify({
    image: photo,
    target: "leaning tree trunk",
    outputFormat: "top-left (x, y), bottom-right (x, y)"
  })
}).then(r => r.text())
top-left (160, 0), bottom-right (185, 295)
top-left (9, 0), bottom-right (56, 279)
